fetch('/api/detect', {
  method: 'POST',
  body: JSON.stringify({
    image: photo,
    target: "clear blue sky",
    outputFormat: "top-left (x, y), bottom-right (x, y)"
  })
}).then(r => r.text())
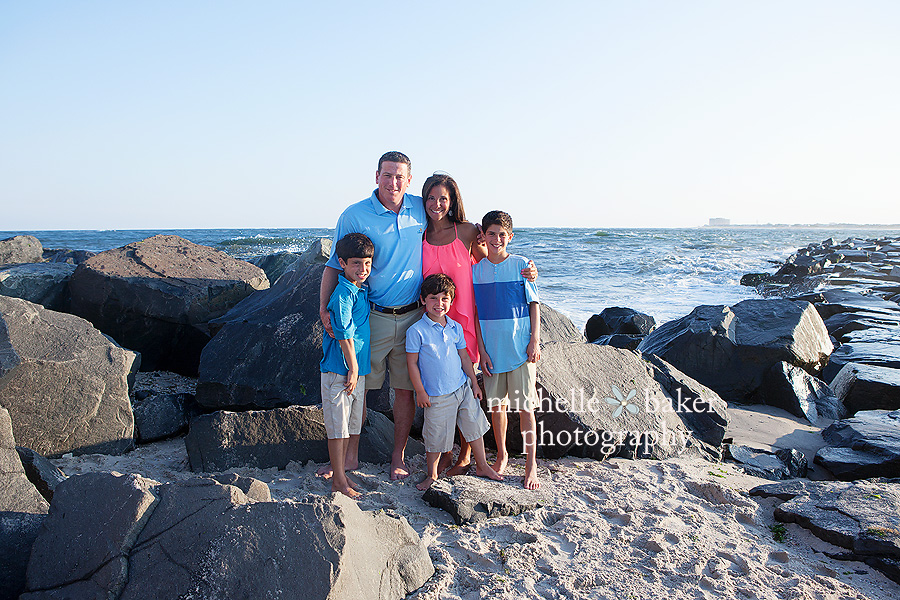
top-left (2, 1), bottom-right (898, 229)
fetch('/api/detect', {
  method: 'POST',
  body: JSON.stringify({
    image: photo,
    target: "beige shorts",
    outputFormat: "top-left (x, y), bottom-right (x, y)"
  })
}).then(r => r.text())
top-left (485, 361), bottom-right (537, 412)
top-left (321, 371), bottom-right (365, 439)
top-left (422, 383), bottom-right (491, 453)
top-left (366, 307), bottom-right (424, 391)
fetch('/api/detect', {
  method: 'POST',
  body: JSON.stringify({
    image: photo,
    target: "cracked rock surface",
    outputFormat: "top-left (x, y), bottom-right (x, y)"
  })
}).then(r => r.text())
top-left (21, 472), bottom-right (434, 600)
top-left (750, 478), bottom-right (900, 583)
top-left (423, 474), bottom-right (552, 525)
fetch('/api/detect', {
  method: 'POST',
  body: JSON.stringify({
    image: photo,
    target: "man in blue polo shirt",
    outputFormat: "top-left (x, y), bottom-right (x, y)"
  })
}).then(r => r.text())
top-left (319, 151), bottom-right (427, 481)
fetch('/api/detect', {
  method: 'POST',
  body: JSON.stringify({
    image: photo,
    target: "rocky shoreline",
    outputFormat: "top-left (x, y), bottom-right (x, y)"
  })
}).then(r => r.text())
top-left (2, 232), bottom-right (899, 599)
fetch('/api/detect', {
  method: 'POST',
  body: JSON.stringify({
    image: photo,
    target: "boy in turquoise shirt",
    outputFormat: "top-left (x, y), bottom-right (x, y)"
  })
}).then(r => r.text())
top-left (320, 233), bottom-right (373, 498)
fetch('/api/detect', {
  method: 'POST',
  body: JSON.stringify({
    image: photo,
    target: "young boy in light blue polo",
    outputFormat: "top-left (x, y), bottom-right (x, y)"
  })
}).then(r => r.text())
top-left (406, 274), bottom-right (503, 491)
top-left (473, 210), bottom-right (542, 490)
top-left (320, 232), bottom-right (374, 498)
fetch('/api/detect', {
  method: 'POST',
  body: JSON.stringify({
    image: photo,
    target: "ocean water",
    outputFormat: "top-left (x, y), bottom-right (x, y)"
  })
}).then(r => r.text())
top-left (5, 226), bottom-right (900, 330)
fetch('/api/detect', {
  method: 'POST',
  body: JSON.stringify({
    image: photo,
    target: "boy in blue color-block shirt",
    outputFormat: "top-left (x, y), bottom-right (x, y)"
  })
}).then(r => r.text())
top-left (406, 274), bottom-right (503, 491)
top-left (320, 233), bottom-right (374, 498)
top-left (473, 210), bottom-right (542, 490)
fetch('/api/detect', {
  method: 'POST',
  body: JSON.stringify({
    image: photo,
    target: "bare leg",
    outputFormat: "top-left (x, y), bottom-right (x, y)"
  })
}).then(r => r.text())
top-left (444, 437), bottom-right (472, 477)
top-left (519, 410), bottom-right (540, 490)
top-left (317, 406), bottom-right (365, 478)
top-left (391, 388), bottom-right (415, 480)
top-left (469, 438), bottom-right (502, 481)
top-left (437, 451), bottom-right (453, 474)
top-left (328, 438), bottom-right (360, 498)
top-left (416, 451), bottom-right (441, 491)
top-left (490, 404), bottom-right (509, 474)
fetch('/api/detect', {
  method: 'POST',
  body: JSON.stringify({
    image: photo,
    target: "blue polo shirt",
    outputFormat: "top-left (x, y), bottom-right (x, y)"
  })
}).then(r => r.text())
top-left (473, 254), bottom-right (539, 374)
top-left (405, 315), bottom-right (467, 397)
top-left (327, 190), bottom-right (426, 308)
top-left (320, 274), bottom-right (371, 376)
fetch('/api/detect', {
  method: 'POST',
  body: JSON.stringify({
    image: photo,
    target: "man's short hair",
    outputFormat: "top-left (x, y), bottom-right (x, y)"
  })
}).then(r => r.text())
top-left (420, 273), bottom-right (456, 300)
top-left (378, 151), bottom-right (411, 174)
top-left (482, 210), bottom-right (513, 234)
top-left (335, 233), bottom-right (374, 261)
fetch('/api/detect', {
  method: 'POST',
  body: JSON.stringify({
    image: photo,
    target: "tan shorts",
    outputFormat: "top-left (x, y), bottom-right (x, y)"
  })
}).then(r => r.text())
top-left (422, 383), bottom-right (490, 453)
top-left (321, 372), bottom-right (365, 439)
top-left (366, 307), bottom-right (423, 391)
top-left (485, 361), bottom-right (537, 412)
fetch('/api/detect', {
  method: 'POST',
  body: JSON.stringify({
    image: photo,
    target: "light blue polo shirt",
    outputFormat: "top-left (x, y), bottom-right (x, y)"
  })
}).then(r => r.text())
top-left (327, 190), bottom-right (426, 308)
top-left (405, 315), bottom-right (468, 397)
top-left (472, 254), bottom-right (539, 374)
top-left (320, 274), bottom-right (371, 376)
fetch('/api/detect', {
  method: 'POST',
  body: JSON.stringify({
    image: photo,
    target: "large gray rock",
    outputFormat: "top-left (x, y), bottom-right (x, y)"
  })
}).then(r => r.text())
top-left (250, 251), bottom-right (302, 283)
top-left (21, 472), bottom-right (434, 600)
top-left (0, 262), bottom-right (76, 311)
top-left (725, 444), bottom-right (807, 480)
top-left (540, 303), bottom-right (584, 344)
top-left (831, 363), bottom-right (900, 413)
top-left (423, 474), bottom-right (552, 525)
top-left (637, 299), bottom-right (833, 403)
top-left (1, 408), bottom-right (49, 600)
top-left (15, 447), bottom-right (67, 502)
top-left (534, 342), bottom-right (706, 460)
top-left (585, 307), bottom-right (656, 342)
top-left (197, 262), bottom-right (324, 410)
top-left (754, 361), bottom-right (845, 423)
top-left (185, 405), bottom-right (423, 472)
top-left (0, 296), bottom-right (135, 457)
top-left (814, 410), bottom-right (900, 480)
top-left (133, 392), bottom-right (200, 443)
top-left (69, 234), bottom-right (269, 376)
top-left (750, 479), bottom-right (900, 584)
top-left (0, 235), bottom-right (43, 266)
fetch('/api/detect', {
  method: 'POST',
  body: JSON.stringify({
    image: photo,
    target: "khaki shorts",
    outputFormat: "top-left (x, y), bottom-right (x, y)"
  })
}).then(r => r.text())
top-left (321, 372), bottom-right (365, 439)
top-left (422, 383), bottom-right (491, 453)
top-left (366, 307), bottom-right (423, 391)
top-left (485, 361), bottom-right (537, 412)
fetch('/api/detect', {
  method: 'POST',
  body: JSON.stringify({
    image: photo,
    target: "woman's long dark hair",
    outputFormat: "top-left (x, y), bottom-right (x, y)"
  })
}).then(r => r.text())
top-left (422, 173), bottom-right (466, 224)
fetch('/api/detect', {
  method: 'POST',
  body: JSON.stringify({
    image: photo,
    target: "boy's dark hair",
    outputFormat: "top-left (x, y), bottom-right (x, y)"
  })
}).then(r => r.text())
top-left (420, 273), bottom-right (456, 300)
top-left (378, 151), bottom-right (411, 174)
top-left (482, 210), bottom-right (513, 234)
top-left (335, 232), bottom-right (374, 261)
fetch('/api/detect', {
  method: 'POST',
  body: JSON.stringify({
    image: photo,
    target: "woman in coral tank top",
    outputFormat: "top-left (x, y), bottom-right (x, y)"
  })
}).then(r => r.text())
top-left (421, 173), bottom-right (535, 476)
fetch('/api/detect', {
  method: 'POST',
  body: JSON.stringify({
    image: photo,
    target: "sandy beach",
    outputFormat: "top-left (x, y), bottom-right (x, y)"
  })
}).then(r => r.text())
top-left (52, 434), bottom-right (898, 600)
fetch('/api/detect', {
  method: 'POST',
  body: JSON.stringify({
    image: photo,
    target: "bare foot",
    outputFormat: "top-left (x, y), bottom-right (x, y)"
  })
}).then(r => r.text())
top-left (475, 464), bottom-right (503, 482)
top-left (523, 465), bottom-right (541, 490)
top-left (491, 455), bottom-right (508, 475)
top-left (437, 452), bottom-right (453, 474)
top-left (344, 457), bottom-right (359, 472)
top-left (416, 476), bottom-right (436, 491)
top-left (332, 482), bottom-right (361, 498)
top-left (316, 464), bottom-right (333, 479)
top-left (444, 461), bottom-right (471, 477)
top-left (390, 462), bottom-right (410, 481)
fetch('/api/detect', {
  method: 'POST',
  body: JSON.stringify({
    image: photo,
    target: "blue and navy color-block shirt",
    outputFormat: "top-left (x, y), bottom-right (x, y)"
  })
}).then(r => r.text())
top-left (320, 274), bottom-right (371, 376)
top-left (472, 254), bottom-right (539, 374)
top-left (326, 190), bottom-right (426, 308)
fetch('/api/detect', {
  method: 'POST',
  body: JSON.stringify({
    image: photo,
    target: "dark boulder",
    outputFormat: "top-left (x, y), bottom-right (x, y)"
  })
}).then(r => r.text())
top-left (1, 407), bottom-right (49, 600)
top-left (585, 306), bottom-right (655, 342)
top-left (21, 472), bottom-right (434, 600)
top-left (0, 235), bottom-right (43, 266)
top-left (0, 296), bottom-right (135, 457)
top-left (184, 405), bottom-right (422, 472)
top-left (15, 447), bottom-right (67, 502)
top-left (69, 234), bottom-right (269, 376)
top-left (249, 251), bottom-right (302, 283)
top-left (637, 299), bottom-right (833, 403)
top-left (815, 410), bottom-right (900, 480)
top-left (831, 363), bottom-right (900, 414)
top-left (725, 444), bottom-right (807, 480)
top-left (0, 262), bottom-right (76, 311)
top-left (753, 361), bottom-right (845, 423)
top-left (43, 248), bottom-right (96, 265)
top-left (750, 479), bottom-right (900, 584)
top-left (197, 262), bottom-right (323, 409)
top-left (534, 342), bottom-right (702, 460)
top-left (591, 333), bottom-right (644, 351)
top-left (423, 474), bottom-right (552, 525)
top-left (133, 392), bottom-right (201, 443)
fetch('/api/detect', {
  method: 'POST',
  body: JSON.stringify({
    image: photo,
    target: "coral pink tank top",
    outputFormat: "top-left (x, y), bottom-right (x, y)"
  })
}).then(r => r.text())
top-left (422, 224), bottom-right (479, 364)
